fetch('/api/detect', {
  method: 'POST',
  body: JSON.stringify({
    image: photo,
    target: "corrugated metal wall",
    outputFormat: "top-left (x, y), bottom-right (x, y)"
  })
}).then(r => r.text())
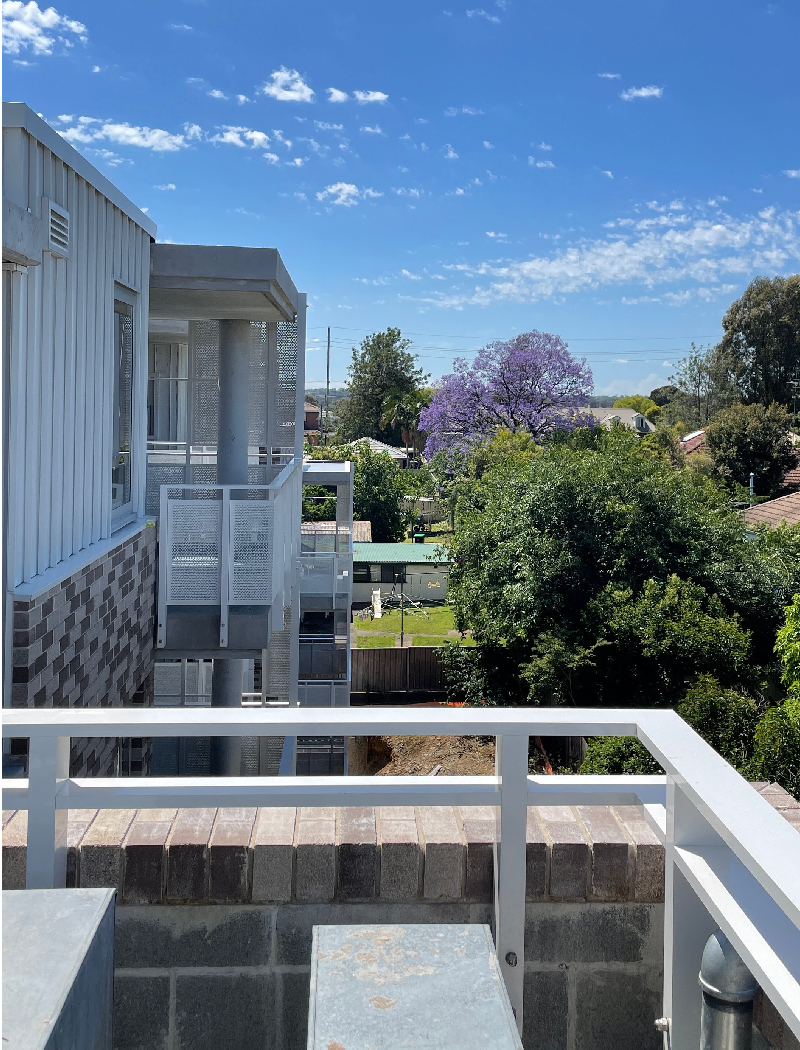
top-left (4, 126), bottom-right (151, 587)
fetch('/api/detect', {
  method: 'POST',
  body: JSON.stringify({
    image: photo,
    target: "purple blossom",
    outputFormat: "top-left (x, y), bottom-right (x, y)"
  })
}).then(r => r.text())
top-left (420, 331), bottom-right (595, 455)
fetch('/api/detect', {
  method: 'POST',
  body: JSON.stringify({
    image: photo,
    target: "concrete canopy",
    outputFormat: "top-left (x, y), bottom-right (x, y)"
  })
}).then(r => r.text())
top-left (150, 244), bottom-right (299, 322)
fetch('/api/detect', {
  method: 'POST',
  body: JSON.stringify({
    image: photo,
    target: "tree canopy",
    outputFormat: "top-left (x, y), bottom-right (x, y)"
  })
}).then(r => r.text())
top-left (705, 401), bottom-right (795, 497)
top-left (719, 275), bottom-right (800, 408)
top-left (613, 395), bottom-right (660, 421)
top-left (335, 329), bottom-right (427, 445)
top-left (304, 440), bottom-right (404, 542)
top-left (420, 331), bottom-right (594, 456)
top-left (441, 429), bottom-right (800, 709)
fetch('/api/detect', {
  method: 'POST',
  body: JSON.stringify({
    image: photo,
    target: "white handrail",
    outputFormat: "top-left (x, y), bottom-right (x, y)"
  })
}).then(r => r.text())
top-left (2, 705), bottom-right (799, 1045)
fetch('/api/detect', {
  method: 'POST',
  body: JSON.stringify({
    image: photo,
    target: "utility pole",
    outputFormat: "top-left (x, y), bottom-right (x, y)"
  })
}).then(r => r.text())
top-left (325, 326), bottom-right (331, 446)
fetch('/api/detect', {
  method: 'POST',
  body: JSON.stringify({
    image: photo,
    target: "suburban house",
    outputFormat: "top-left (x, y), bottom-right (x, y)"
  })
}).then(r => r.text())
top-left (742, 490), bottom-right (800, 529)
top-left (2, 103), bottom-right (353, 779)
top-left (680, 429), bottom-right (707, 455)
top-left (350, 436), bottom-right (413, 466)
top-left (303, 400), bottom-right (321, 443)
top-left (352, 541), bottom-right (451, 604)
top-left (585, 406), bottom-right (656, 435)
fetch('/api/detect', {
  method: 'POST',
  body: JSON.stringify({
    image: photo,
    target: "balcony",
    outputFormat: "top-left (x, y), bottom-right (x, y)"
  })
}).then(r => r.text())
top-left (3, 706), bottom-right (799, 1050)
top-left (156, 459), bottom-right (301, 656)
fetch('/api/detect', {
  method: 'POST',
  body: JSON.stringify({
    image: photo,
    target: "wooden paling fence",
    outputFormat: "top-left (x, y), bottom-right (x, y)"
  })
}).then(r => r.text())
top-left (351, 647), bottom-right (445, 694)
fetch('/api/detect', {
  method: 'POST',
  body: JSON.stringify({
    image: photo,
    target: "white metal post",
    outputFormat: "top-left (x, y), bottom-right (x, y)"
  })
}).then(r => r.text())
top-left (663, 777), bottom-right (719, 1050)
top-left (494, 733), bottom-right (529, 1034)
top-left (26, 734), bottom-right (70, 888)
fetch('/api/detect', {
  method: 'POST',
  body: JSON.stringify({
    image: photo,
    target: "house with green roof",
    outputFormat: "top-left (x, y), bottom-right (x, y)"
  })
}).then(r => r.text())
top-left (352, 542), bottom-right (451, 605)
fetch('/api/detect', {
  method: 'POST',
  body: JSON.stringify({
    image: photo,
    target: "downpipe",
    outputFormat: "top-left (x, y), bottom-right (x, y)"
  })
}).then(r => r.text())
top-left (698, 931), bottom-right (759, 1050)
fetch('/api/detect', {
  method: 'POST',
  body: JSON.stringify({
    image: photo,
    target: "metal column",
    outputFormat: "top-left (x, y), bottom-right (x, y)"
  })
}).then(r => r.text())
top-left (210, 319), bottom-right (251, 775)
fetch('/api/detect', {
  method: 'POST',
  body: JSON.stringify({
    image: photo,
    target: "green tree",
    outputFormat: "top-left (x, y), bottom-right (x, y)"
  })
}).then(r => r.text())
top-left (305, 440), bottom-right (404, 541)
top-left (668, 343), bottom-right (737, 428)
top-left (705, 401), bottom-right (795, 497)
top-left (649, 384), bottom-right (680, 407)
top-left (613, 395), bottom-right (661, 421)
top-left (441, 429), bottom-right (800, 707)
top-left (719, 275), bottom-right (800, 409)
top-left (336, 329), bottom-right (428, 444)
top-left (776, 592), bottom-right (800, 699)
top-left (380, 387), bottom-right (432, 457)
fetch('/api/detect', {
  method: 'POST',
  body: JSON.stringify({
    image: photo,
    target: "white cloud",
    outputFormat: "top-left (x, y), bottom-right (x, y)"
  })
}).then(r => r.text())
top-left (59, 117), bottom-right (191, 151)
top-left (327, 87), bottom-right (349, 103)
top-left (170, 22), bottom-right (192, 30)
top-left (208, 88), bottom-right (228, 99)
top-left (443, 144), bottom-right (459, 159)
top-left (598, 72), bottom-right (621, 79)
top-left (183, 123), bottom-right (203, 140)
top-left (601, 170), bottom-right (614, 178)
top-left (263, 152), bottom-right (279, 164)
top-left (408, 207), bottom-right (800, 308)
top-left (316, 182), bottom-right (383, 207)
top-left (315, 121), bottom-right (343, 131)
top-left (620, 85), bottom-right (663, 101)
top-left (486, 231), bottom-right (508, 240)
top-left (360, 124), bottom-right (383, 134)
top-left (211, 125), bottom-right (270, 148)
top-left (466, 8), bottom-right (500, 22)
top-left (414, 117), bottom-right (428, 124)
top-left (155, 183), bottom-right (176, 190)
top-left (483, 140), bottom-right (494, 149)
top-left (529, 157), bottom-right (554, 168)
top-left (401, 269), bottom-right (422, 280)
top-left (91, 64), bottom-right (99, 72)
top-left (84, 147), bottom-right (127, 167)
top-left (444, 105), bottom-right (484, 116)
top-left (394, 187), bottom-right (423, 197)
top-left (260, 67), bottom-right (314, 102)
top-left (2, 0), bottom-right (87, 54)
top-left (353, 89), bottom-right (389, 103)
top-left (536, 141), bottom-right (552, 150)
top-left (783, 169), bottom-right (800, 178)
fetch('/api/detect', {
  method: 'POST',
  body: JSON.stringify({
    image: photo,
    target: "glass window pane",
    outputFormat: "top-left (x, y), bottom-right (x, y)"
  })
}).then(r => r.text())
top-left (113, 300), bottom-right (133, 509)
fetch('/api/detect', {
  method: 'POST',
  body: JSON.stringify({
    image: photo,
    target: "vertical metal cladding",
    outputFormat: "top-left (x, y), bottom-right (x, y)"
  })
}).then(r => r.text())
top-left (5, 126), bottom-right (152, 588)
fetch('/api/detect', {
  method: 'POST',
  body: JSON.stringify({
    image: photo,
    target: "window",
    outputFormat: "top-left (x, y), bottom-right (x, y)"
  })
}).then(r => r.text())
top-left (112, 295), bottom-right (135, 515)
top-left (381, 564), bottom-right (406, 584)
top-left (353, 563), bottom-right (371, 583)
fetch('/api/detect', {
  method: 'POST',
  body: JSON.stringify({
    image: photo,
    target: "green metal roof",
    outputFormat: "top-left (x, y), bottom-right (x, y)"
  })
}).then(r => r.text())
top-left (353, 542), bottom-right (451, 564)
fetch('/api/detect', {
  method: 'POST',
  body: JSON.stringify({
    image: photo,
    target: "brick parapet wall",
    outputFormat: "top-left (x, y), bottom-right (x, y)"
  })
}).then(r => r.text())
top-left (5, 788), bottom-right (798, 1050)
top-left (10, 524), bottom-right (157, 776)
top-left (4, 784), bottom-right (797, 905)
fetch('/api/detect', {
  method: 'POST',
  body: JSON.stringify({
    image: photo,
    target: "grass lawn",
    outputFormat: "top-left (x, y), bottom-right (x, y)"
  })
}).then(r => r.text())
top-left (355, 634), bottom-right (396, 648)
top-left (356, 605), bottom-right (458, 635)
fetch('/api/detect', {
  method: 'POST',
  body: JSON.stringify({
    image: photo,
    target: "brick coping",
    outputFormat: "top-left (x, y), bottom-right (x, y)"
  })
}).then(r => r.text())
top-left (4, 784), bottom-right (797, 905)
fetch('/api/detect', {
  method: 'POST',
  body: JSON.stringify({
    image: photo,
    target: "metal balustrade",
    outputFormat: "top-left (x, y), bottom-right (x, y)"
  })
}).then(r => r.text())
top-left (156, 460), bottom-right (301, 650)
top-left (2, 706), bottom-right (799, 1048)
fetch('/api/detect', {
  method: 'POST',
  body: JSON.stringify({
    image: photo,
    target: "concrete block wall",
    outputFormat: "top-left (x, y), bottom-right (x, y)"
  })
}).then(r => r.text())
top-left (4, 788), bottom-right (798, 1050)
top-left (10, 524), bottom-right (157, 775)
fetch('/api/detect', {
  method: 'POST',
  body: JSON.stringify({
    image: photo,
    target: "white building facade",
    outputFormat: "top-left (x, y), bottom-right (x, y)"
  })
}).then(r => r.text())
top-left (2, 104), bottom-right (352, 778)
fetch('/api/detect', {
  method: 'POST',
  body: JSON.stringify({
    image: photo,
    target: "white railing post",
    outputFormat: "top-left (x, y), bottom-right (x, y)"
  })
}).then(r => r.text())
top-left (663, 777), bottom-right (718, 1050)
top-left (26, 734), bottom-right (70, 888)
top-left (494, 733), bottom-right (529, 1034)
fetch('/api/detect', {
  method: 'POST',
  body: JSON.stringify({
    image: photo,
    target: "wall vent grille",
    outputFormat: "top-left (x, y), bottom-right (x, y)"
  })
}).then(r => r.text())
top-left (44, 199), bottom-right (70, 257)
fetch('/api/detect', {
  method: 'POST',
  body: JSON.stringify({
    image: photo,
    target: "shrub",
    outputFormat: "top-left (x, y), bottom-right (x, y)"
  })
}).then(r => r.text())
top-left (750, 699), bottom-right (800, 798)
top-left (579, 736), bottom-right (661, 775)
top-left (677, 675), bottom-right (761, 770)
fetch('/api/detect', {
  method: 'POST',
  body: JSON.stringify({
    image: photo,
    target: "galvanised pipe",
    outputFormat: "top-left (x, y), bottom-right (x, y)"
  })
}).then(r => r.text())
top-left (699, 931), bottom-right (759, 1050)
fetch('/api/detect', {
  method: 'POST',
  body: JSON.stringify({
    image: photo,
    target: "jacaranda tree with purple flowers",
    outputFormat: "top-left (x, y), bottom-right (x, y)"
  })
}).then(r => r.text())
top-left (420, 331), bottom-right (595, 456)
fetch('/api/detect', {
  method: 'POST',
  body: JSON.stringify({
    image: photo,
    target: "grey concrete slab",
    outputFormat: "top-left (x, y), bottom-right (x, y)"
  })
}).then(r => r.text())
top-left (2, 888), bottom-right (115, 1050)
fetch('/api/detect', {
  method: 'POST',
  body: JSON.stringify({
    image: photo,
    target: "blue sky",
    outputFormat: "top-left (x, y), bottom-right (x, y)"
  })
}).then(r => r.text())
top-left (5, 0), bottom-right (800, 394)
